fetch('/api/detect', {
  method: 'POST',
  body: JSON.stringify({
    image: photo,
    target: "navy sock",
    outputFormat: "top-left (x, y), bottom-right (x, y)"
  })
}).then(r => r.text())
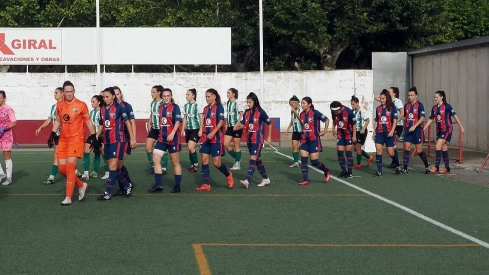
top-left (105, 170), bottom-right (117, 194)
top-left (174, 174), bottom-right (182, 187)
top-left (442, 151), bottom-right (450, 168)
top-left (418, 151), bottom-right (429, 167)
top-left (256, 159), bottom-right (268, 179)
top-left (435, 150), bottom-right (442, 168)
top-left (217, 164), bottom-right (230, 177)
top-left (202, 164), bottom-right (210, 184)
top-left (345, 151), bottom-right (353, 174)
top-left (337, 150), bottom-right (346, 171)
top-left (403, 150), bottom-right (410, 167)
top-left (121, 165), bottom-right (132, 183)
top-left (155, 173), bottom-right (162, 187)
top-left (376, 154), bottom-right (383, 173)
top-left (301, 156), bottom-right (309, 181)
top-left (246, 159), bottom-right (257, 182)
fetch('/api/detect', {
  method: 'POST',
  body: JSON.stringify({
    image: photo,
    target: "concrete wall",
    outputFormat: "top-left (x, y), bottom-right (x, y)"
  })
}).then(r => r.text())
top-left (412, 46), bottom-right (489, 151)
top-left (372, 52), bottom-right (410, 106)
top-left (0, 70), bottom-right (373, 131)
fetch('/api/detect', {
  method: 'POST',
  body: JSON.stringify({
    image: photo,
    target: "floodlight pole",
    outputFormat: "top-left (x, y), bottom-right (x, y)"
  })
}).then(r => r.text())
top-left (96, 0), bottom-right (101, 92)
top-left (259, 0), bottom-right (264, 103)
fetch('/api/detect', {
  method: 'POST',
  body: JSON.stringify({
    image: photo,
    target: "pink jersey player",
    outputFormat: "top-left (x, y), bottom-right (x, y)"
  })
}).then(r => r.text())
top-left (0, 90), bottom-right (17, 185)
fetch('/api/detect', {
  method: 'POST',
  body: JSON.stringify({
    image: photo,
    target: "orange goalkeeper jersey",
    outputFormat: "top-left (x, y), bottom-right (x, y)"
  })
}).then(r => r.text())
top-left (56, 98), bottom-right (90, 141)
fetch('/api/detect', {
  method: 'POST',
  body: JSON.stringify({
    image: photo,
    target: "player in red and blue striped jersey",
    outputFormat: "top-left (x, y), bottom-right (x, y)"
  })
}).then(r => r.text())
top-left (113, 87), bottom-right (136, 195)
top-left (234, 92), bottom-right (272, 189)
top-left (372, 89), bottom-right (400, 176)
top-left (400, 87), bottom-right (431, 174)
top-left (148, 88), bottom-right (183, 193)
top-left (330, 101), bottom-right (356, 178)
top-left (96, 87), bottom-right (137, 200)
top-left (424, 90), bottom-right (465, 173)
top-left (292, 97), bottom-right (331, 186)
top-left (196, 89), bottom-right (234, 191)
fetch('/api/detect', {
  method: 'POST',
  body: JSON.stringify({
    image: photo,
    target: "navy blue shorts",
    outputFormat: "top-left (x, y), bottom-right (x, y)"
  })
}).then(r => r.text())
top-left (437, 131), bottom-right (452, 142)
top-left (104, 142), bottom-right (125, 160)
top-left (300, 139), bottom-right (322, 153)
top-left (200, 141), bottom-right (224, 157)
top-left (336, 137), bottom-right (353, 146)
top-left (247, 143), bottom-right (263, 157)
top-left (154, 141), bottom-right (180, 154)
top-left (375, 132), bottom-right (395, 147)
top-left (124, 141), bottom-right (132, 155)
top-left (403, 128), bottom-right (423, 145)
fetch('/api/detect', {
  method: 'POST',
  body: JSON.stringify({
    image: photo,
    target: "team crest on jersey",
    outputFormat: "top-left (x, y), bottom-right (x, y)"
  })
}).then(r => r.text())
top-left (304, 124), bottom-right (309, 130)
top-left (166, 112), bottom-right (172, 117)
top-left (206, 118), bottom-right (211, 125)
top-left (386, 111), bottom-right (391, 115)
top-left (440, 110), bottom-right (444, 114)
top-left (253, 118), bottom-right (259, 123)
top-left (381, 116), bottom-right (387, 122)
top-left (249, 124), bottom-right (254, 131)
top-left (308, 118), bottom-right (313, 122)
top-left (2, 112), bottom-right (6, 116)
top-left (211, 112), bottom-right (215, 117)
top-left (72, 108), bottom-right (78, 113)
top-left (413, 109), bottom-right (417, 113)
top-left (110, 113), bottom-right (115, 118)
top-left (162, 117), bottom-right (168, 125)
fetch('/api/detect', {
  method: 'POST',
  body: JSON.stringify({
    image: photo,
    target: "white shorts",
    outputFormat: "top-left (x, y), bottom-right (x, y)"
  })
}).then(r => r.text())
top-left (0, 141), bottom-right (13, 151)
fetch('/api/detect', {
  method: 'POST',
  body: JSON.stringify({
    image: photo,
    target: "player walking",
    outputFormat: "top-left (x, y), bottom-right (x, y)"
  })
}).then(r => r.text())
top-left (330, 101), bottom-right (356, 178)
top-left (181, 88), bottom-right (203, 173)
top-left (285, 95), bottom-right (302, 167)
top-left (224, 88), bottom-right (244, 170)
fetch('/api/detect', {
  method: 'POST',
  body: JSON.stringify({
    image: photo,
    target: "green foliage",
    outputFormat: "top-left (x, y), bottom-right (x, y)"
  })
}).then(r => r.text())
top-left (1, 0), bottom-right (489, 72)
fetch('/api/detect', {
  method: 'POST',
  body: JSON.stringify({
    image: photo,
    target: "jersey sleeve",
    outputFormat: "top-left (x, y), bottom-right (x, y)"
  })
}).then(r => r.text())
top-left (125, 103), bottom-right (135, 120)
top-left (429, 106), bottom-right (435, 119)
top-left (80, 102), bottom-right (91, 121)
top-left (348, 109), bottom-right (356, 125)
top-left (181, 104), bottom-right (187, 116)
top-left (98, 110), bottom-right (104, 126)
top-left (7, 107), bottom-right (16, 123)
top-left (447, 104), bottom-right (456, 115)
top-left (374, 107), bottom-right (379, 122)
top-left (394, 99), bottom-right (404, 110)
top-left (174, 105), bottom-right (183, 122)
top-left (217, 104), bottom-right (225, 121)
top-left (119, 105), bottom-right (129, 122)
top-left (392, 108), bottom-right (399, 119)
top-left (240, 110), bottom-right (247, 124)
top-left (314, 110), bottom-right (328, 123)
top-left (360, 109), bottom-right (370, 121)
top-left (237, 102), bottom-right (245, 113)
top-left (260, 109), bottom-right (272, 125)
top-left (419, 103), bottom-right (425, 118)
top-left (197, 103), bottom-right (204, 114)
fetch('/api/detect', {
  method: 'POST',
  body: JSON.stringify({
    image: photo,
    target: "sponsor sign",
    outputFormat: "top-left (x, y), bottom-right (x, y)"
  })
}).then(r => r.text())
top-left (0, 29), bottom-right (62, 64)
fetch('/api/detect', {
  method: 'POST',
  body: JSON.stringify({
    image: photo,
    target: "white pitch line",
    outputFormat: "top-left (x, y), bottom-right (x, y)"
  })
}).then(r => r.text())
top-left (273, 150), bottom-right (489, 249)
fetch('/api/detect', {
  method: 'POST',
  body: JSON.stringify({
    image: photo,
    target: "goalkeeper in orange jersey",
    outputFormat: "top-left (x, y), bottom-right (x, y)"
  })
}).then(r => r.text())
top-left (48, 80), bottom-right (99, 205)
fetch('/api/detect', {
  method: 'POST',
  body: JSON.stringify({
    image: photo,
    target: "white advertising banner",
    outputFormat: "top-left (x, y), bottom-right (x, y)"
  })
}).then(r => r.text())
top-left (0, 29), bottom-right (62, 64)
top-left (0, 28), bottom-right (231, 65)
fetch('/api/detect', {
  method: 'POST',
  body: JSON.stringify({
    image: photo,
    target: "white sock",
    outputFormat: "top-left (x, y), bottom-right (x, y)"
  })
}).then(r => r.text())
top-left (5, 159), bottom-right (12, 178)
top-left (83, 171), bottom-right (89, 176)
top-left (0, 163), bottom-right (4, 175)
top-left (48, 175), bottom-right (54, 180)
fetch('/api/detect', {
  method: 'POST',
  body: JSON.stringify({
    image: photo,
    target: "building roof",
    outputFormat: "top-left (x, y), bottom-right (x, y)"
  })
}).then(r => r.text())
top-left (407, 36), bottom-right (489, 56)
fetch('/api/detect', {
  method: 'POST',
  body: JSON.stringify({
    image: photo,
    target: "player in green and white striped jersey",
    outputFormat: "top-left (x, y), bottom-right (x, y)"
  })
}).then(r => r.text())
top-left (351, 95), bottom-right (374, 168)
top-left (146, 85), bottom-right (170, 175)
top-left (224, 88), bottom-right (244, 170)
top-left (181, 88), bottom-right (203, 173)
top-left (81, 95), bottom-right (108, 180)
top-left (285, 95), bottom-right (302, 167)
top-left (35, 87), bottom-right (64, 185)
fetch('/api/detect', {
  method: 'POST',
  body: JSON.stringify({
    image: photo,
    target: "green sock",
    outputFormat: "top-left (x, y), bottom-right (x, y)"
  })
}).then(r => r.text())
top-left (356, 154), bottom-right (362, 164)
top-left (103, 158), bottom-right (108, 172)
top-left (50, 165), bottom-right (58, 177)
top-left (190, 152), bottom-right (199, 166)
top-left (93, 151), bottom-right (101, 173)
top-left (362, 150), bottom-right (371, 159)
top-left (292, 151), bottom-right (299, 163)
top-left (162, 153), bottom-right (169, 169)
top-left (235, 151), bottom-right (241, 162)
top-left (147, 152), bottom-right (154, 166)
top-left (83, 153), bottom-right (90, 171)
top-left (189, 153), bottom-right (193, 166)
top-left (229, 149), bottom-right (236, 159)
